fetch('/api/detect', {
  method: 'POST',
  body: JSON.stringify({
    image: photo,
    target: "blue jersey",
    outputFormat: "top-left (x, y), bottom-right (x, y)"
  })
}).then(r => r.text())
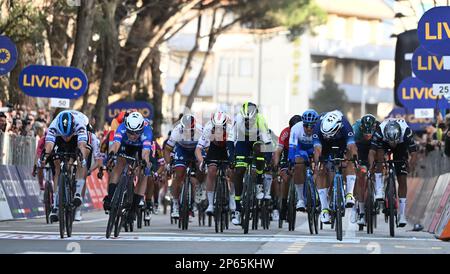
top-left (313, 117), bottom-right (355, 147)
top-left (113, 120), bottom-right (153, 150)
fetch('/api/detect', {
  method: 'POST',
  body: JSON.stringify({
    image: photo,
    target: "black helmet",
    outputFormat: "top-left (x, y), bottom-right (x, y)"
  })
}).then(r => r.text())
top-left (360, 114), bottom-right (377, 135)
top-left (384, 121), bottom-right (402, 144)
top-left (289, 115), bottom-right (302, 128)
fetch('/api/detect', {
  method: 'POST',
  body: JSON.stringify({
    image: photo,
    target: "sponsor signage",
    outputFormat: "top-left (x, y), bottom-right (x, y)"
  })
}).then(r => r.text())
top-left (411, 46), bottom-right (450, 84)
top-left (396, 77), bottom-right (450, 109)
top-left (19, 65), bottom-right (88, 99)
top-left (417, 6), bottom-right (450, 55)
top-left (386, 107), bottom-right (433, 132)
top-left (0, 36), bottom-right (18, 75)
top-left (105, 101), bottom-right (154, 123)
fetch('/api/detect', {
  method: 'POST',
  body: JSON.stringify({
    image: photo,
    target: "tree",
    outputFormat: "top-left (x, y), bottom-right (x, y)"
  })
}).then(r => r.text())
top-left (310, 74), bottom-right (349, 114)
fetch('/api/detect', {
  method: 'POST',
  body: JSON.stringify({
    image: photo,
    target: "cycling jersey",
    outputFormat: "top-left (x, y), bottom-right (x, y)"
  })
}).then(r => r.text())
top-left (288, 121), bottom-right (314, 162)
top-left (166, 122), bottom-right (203, 149)
top-left (197, 120), bottom-right (233, 149)
top-left (113, 119), bottom-right (153, 151)
top-left (46, 110), bottom-right (89, 144)
top-left (278, 127), bottom-right (290, 150)
top-left (88, 132), bottom-right (103, 160)
top-left (228, 113), bottom-right (272, 144)
top-left (370, 118), bottom-right (417, 153)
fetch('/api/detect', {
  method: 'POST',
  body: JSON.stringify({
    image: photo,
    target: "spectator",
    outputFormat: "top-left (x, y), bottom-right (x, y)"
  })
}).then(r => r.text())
top-left (0, 112), bottom-right (7, 133)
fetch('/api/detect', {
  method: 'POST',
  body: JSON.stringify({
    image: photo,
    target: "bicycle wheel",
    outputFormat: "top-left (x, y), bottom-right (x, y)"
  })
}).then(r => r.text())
top-left (214, 176), bottom-right (224, 233)
top-left (278, 198), bottom-right (283, 229)
top-left (388, 174), bottom-right (396, 237)
top-left (287, 180), bottom-right (296, 231)
top-left (252, 199), bottom-right (259, 230)
top-left (180, 177), bottom-right (190, 230)
top-left (58, 172), bottom-right (66, 239)
top-left (44, 182), bottom-right (51, 224)
top-left (261, 201), bottom-right (268, 230)
top-left (65, 179), bottom-right (75, 238)
top-left (306, 179), bottom-right (314, 234)
top-left (242, 171), bottom-right (253, 234)
top-left (313, 188), bottom-right (320, 234)
top-left (335, 176), bottom-right (344, 241)
top-left (366, 177), bottom-right (374, 234)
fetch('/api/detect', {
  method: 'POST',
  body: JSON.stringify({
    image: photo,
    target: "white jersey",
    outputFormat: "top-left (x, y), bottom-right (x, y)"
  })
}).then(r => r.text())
top-left (88, 132), bottom-right (103, 160)
top-left (46, 110), bottom-right (89, 143)
top-left (197, 120), bottom-right (234, 148)
top-left (228, 113), bottom-right (272, 144)
top-left (166, 123), bottom-right (203, 149)
top-left (289, 121), bottom-right (314, 149)
top-left (379, 118), bottom-right (409, 143)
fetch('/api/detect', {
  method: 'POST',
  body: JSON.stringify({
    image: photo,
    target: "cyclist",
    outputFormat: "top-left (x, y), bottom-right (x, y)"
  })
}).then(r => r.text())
top-left (368, 118), bottom-right (417, 227)
top-left (39, 110), bottom-right (90, 222)
top-left (288, 110), bottom-right (320, 212)
top-left (163, 114), bottom-right (204, 218)
top-left (228, 102), bottom-right (273, 225)
top-left (103, 112), bottom-right (154, 220)
top-left (313, 110), bottom-right (358, 224)
top-left (144, 140), bottom-right (165, 220)
top-left (273, 114), bottom-right (302, 220)
top-left (195, 111), bottom-right (234, 216)
top-left (351, 114), bottom-right (379, 225)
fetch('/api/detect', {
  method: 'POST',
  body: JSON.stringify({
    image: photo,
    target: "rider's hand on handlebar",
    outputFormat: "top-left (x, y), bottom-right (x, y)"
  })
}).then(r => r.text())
top-left (199, 161), bottom-right (206, 173)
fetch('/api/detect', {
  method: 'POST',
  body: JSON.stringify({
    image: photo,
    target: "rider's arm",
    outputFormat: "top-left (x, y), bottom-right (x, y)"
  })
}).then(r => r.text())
top-left (141, 125), bottom-right (154, 168)
top-left (196, 125), bottom-right (211, 163)
top-left (368, 127), bottom-right (383, 169)
top-left (312, 123), bottom-right (322, 165)
top-left (163, 129), bottom-right (178, 166)
top-left (405, 127), bottom-right (418, 171)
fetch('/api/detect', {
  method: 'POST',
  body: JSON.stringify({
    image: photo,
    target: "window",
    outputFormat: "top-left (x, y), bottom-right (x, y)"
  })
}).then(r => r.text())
top-left (239, 57), bottom-right (253, 77)
top-left (219, 57), bottom-right (234, 76)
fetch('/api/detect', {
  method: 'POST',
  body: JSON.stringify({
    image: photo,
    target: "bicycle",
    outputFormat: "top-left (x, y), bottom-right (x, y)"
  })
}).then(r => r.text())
top-left (285, 169), bottom-right (297, 232)
top-left (54, 151), bottom-right (79, 239)
top-left (241, 156), bottom-right (261, 234)
top-left (304, 161), bottom-right (320, 235)
top-left (207, 160), bottom-right (230, 233)
top-left (40, 163), bottom-right (54, 224)
top-left (259, 173), bottom-right (272, 230)
top-left (105, 153), bottom-right (144, 238)
top-left (360, 167), bottom-right (378, 234)
top-left (382, 152), bottom-right (406, 237)
top-left (323, 147), bottom-right (357, 241)
top-left (179, 160), bottom-right (196, 230)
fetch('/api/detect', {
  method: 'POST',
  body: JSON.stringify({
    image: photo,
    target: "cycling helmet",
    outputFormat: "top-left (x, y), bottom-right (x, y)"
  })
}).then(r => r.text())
top-left (360, 114), bottom-right (377, 135)
top-left (180, 114), bottom-right (196, 130)
top-left (384, 120), bottom-right (402, 144)
top-left (240, 102), bottom-right (258, 120)
top-left (125, 112), bottom-right (145, 134)
top-left (57, 111), bottom-right (75, 137)
top-left (320, 111), bottom-right (343, 138)
top-left (211, 111), bottom-right (228, 127)
top-left (302, 109), bottom-right (319, 127)
top-left (289, 115), bottom-right (302, 128)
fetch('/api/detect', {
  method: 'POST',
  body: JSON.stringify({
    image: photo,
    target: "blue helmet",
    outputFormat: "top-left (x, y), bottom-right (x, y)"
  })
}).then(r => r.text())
top-left (302, 109), bottom-right (319, 126)
top-left (57, 112), bottom-right (75, 137)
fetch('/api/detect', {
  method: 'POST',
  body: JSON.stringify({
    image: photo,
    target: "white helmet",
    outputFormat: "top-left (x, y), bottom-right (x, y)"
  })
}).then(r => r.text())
top-left (211, 111), bottom-right (228, 127)
top-left (125, 112), bottom-right (145, 134)
top-left (320, 111), bottom-right (343, 138)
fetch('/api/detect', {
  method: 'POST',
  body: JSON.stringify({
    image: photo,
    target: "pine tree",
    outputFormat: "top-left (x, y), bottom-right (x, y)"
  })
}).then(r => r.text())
top-left (310, 74), bottom-right (348, 114)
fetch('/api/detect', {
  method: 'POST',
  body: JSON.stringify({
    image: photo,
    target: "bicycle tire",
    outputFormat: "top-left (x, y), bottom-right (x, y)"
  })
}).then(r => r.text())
top-left (388, 174), bottom-right (395, 237)
top-left (306, 178), bottom-right (314, 234)
top-left (214, 175), bottom-right (224, 233)
top-left (65, 179), bottom-right (75, 238)
top-left (180, 176), bottom-right (190, 230)
top-left (287, 179), bottom-right (296, 231)
top-left (137, 208), bottom-right (143, 229)
top-left (366, 177), bottom-right (374, 234)
top-left (278, 197), bottom-right (283, 228)
top-left (242, 171), bottom-right (252, 234)
top-left (335, 175), bottom-right (343, 241)
top-left (252, 199), bottom-right (259, 230)
top-left (44, 182), bottom-right (51, 224)
top-left (58, 172), bottom-right (66, 239)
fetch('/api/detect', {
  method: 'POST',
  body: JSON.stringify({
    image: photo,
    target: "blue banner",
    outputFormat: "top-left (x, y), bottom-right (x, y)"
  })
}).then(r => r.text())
top-left (19, 65), bottom-right (88, 99)
top-left (417, 6), bottom-right (450, 55)
top-left (0, 36), bottom-right (18, 75)
top-left (106, 101), bottom-right (154, 123)
top-left (0, 165), bottom-right (30, 219)
top-left (411, 46), bottom-right (450, 84)
top-left (16, 166), bottom-right (44, 218)
top-left (386, 107), bottom-right (433, 132)
top-left (396, 77), bottom-right (450, 109)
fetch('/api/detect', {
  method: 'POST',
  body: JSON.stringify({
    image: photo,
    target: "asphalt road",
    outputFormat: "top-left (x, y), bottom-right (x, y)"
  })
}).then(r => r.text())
top-left (0, 206), bottom-right (448, 254)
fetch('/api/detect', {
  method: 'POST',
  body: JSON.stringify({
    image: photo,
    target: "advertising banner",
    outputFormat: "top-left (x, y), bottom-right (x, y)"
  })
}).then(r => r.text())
top-left (16, 166), bottom-right (45, 217)
top-left (0, 181), bottom-right (13, 221)
top-left (411, 46), bottom-right (450, 84)
top-left (396, 77), bottom-right (450, 109)
top-left (19, 65), bottom-right (88, 99)
top-left (106, 101), bottom-right (154, 123)
top-left (0, 35), bottom-right (18, 75)
top-left (86, 170), bottom-right (108, 209)
top-left (0, 165), bottom-right (29, 219)
top-left (417, 6), bottom-right (450, 55)
top-left (386, 107), bottom-right (433, 132)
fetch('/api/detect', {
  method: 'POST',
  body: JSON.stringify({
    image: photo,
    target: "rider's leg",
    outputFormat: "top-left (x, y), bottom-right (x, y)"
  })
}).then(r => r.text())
top-left (52, 159), bottom-right (61, 208)
top-left (344, 146), bottom-right (357, 207)
top-left (294, 156), bottom-right (306, 210)
top-left (106, 157), bottom-right (126, 201)
top-left (374, 149), bottom-right (385, 199)
top-left (280, 169), bottom-right (289, 219)
top-left (171, 166), bottom-right (186, 211)
top-left (206, 164), bottom-right (217, 213)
